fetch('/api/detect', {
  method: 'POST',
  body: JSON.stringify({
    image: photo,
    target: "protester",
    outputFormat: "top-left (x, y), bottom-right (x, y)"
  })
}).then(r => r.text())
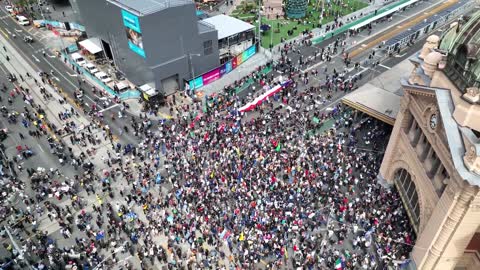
top-left (0, 29), bottom-right (414, 270)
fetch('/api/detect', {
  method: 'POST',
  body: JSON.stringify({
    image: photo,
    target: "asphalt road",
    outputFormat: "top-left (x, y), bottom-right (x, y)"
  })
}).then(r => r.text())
top-left (0, 7), bottom-right (139, 146)
top-left (235, 0), bottom-right (457, 112)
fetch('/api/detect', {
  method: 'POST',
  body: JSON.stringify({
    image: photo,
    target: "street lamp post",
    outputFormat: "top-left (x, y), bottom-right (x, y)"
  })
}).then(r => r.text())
top-left (257, 0), bottom-right (261, 47)
top-left (0, 147), bottom-right (15, 176)
top-left (187, 53), bottom-right (201, 92)
top-left (37, 0), bottom-right (45, 20)
top-left (4, 226), bottom-right (34, 270)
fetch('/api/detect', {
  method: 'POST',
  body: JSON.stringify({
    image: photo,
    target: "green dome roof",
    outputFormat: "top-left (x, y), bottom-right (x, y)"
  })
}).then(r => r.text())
top-left (439, 11), bottom-right (480, 92)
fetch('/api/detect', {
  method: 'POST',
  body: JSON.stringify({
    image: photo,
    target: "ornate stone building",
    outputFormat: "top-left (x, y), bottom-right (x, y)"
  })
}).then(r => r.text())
top-left (379, 12), bottom-right (480, 270)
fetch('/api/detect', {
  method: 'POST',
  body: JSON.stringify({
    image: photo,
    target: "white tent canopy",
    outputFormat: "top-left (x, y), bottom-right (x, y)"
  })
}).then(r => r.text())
top-left (203, 14), bottom-right (255, 40)
top-left (350, 0), bottom-right (419, 31)
top-left (79, 38), bottom-right (103, 54)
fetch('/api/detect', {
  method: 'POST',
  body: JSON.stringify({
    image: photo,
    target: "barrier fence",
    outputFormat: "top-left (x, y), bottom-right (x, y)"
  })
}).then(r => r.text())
top-left (63, 52), bottom-right (140, 100)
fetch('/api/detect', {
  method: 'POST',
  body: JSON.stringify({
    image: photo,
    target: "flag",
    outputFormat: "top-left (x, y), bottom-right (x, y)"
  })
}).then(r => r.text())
top-left (155, 172), bottom-right (162, 184)
top-left (239, 232), bottom-right (245, 241)
top-left (335, 258), bottom-right (344, 270)
top-left (275, 143), bottom-right (281, 152)
top-left (96, 231), bottom-right (105, 240)
top-left (313, 117), bottom-right (320, 124)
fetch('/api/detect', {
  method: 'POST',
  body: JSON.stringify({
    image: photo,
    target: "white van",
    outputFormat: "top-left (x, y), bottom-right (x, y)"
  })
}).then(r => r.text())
top-left (83, 62), bottom-right (99, 74)
top-left (95, 71), bottom-right (112, 84)
top-left (71, 53), bottom-right (86, 66)
top-left (16, 15), bottom-right (30, 26)
top-left (115, 82), bottom-right (129, 92)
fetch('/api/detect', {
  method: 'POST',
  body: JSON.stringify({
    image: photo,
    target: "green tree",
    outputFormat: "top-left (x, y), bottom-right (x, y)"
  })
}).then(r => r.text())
top-left (16, 0), bottom-right (36, 12)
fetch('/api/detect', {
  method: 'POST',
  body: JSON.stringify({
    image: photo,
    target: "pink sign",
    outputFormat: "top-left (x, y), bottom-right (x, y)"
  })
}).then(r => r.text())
top-left (202, 68), bottom-right (221, 85)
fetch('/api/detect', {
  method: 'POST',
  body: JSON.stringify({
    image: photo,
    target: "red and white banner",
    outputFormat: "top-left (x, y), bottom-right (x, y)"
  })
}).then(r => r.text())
top-left (239, 81), bottom-right (291, 112)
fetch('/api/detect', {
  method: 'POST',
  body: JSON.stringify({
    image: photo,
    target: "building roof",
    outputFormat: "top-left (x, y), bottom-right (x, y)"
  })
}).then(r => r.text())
top-left (79, 38), bottom-right (103, 54)
top-left (439, 10), bottom-right (480, 91)
top-left (203, 14), bottom-right (255, 40)
top-left (108, 0), bottom-right (193, 15)
top-left (342, 58), bottom-right (412, 124)
top-left (435, 89), bottom-right (480, 184)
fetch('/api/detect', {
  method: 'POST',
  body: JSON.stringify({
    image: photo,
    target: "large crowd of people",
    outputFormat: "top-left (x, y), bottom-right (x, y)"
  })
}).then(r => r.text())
top-left (0, 53), bottom-right (416, 269)
top-left (0, 2), bottom-right (418, 267)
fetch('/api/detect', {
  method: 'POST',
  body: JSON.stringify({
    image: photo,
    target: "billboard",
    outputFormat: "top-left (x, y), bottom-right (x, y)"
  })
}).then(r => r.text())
top-left (122, 10), bottom-right (145, 58)
top-left (188, 44), bottom-right (257, 90)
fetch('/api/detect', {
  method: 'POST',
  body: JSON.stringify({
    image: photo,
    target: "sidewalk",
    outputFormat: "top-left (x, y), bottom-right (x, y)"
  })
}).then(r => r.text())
top-left (312, 0), bottom-right (420, 44)
top-left (0, 33), bottom-right (112, 170)
top-left (192, 1), bottom-right (387, 97)
top-left (199, 52), bottom-right (271, 97)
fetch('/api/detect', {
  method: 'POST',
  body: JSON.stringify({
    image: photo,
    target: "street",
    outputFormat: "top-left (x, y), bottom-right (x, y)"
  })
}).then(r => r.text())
top-left (0, 0), bottom-right (472, 269)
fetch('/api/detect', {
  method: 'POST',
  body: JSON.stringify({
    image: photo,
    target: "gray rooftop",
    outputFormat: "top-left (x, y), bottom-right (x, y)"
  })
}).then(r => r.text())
top-left (108, 0), bottom-right (193, 15)
top-left (342, 56), bottom-right (412, 123)
top-left (435, 89), bottom-right (480, 185)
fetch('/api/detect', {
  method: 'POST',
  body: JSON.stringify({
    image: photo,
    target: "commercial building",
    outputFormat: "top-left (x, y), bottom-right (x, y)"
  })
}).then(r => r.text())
top-left (203, 14), bottom-right (255, 63)
top-left (72, 0), bottom-right (220, 96)
top-left (346, 12), bottom-right (480, 269)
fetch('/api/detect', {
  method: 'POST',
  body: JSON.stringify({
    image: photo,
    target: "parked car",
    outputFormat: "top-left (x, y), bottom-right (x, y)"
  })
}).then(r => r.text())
top-left (71, 52), bottom-right (86, 66)
top-left (16, 15), bottom-right (30, 26)
top-left (5, 5), bottom-right (14, 14)
top-left (83, 62), bottom-right (99, 74)
top-left (95, 72), bottom-right (112, 84)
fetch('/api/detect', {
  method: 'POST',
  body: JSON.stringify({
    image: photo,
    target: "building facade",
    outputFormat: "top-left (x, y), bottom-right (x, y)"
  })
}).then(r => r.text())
top-left (379, 13), bottom-right (480, 270)
top-left (72, 0), bottom-right (219, 95)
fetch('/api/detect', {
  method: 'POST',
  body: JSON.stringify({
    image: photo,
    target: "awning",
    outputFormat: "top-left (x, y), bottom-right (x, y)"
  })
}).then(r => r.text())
top-left (79, 38), bottom-right (102, 54)
top-left (139, 83), bottom-right (157, 96)
top-left (350, 0), bottom-right (419, 31)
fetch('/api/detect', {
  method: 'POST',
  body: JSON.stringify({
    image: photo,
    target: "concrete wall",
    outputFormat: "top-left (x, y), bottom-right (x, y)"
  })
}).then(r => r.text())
top-left (73, 0), bottom-right (219, 94)
top-left (140, 4), bottom-right (219, 93)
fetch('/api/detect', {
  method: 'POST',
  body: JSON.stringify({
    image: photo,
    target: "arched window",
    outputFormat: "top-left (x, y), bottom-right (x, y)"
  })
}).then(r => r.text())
top-left (395, 168), bottom-right (420, 230)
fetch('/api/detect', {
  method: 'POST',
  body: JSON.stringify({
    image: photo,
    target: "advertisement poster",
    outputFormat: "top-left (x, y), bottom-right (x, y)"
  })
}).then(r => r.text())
top-left (202, 68), bottom-right (221, 85)
top-left (187, 44), bottom-right (257, 90)
top-left (220, 61), bottom-right (232, 76)
top-left (232, 57), bottom-right (238, 70)
top-left (189, 77), bottom-right (204, 90)
top-left (122, 10), bottom-right (145, 58)
top-left (242, 45), bottom-right (256, 62)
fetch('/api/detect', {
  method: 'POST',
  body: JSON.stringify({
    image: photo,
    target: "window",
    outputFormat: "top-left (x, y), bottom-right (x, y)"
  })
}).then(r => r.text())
top-left (395, 168), bottom-right (420, 230)
top-left (203, 40), bottom-right (213, 55)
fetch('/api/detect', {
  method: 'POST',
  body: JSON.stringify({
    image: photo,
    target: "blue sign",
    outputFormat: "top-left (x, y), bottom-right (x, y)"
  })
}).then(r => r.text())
top-left (121, 10), bottom-right (141, 33)
top-left (122, 10), bottom-right (145, 58)
top-left (243, 45), bottom-right (256, 61)
top-left (189, 76), bottom-right (203, 90)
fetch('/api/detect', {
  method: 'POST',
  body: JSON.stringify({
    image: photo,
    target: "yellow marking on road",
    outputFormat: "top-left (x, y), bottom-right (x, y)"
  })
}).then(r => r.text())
top-left (158, 112), bottom-right (173, 119)
top-left (0, 28), bottom-right (8, 38)
top-left (349, 0), bottom-right (459, 59)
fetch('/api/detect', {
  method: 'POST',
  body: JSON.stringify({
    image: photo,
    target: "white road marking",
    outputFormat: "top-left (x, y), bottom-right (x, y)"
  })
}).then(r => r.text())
top-left (42, 58), bottom-right (78, 88)
top-left (38, 145), bottom-right (44, 153)
top-left (67, 72), bottom-right (78, 77)
top-left (31, 54), bottom-right (40, 62)
top-left (54, 76), bottom-right (60, 81)
top-left (85, 95), bottom-right (96, 103)
top-left (0, 63), bottom-right (6, 73)
top-left (5, 29), bottom-right (11, 35)
top-left (353, 67), bottom-right (368, 77)
top-left (99, 103), bottom-right (119, 113)
top-left (14, 28), bottom-right (22, 33)
top-left (379, 64), bottom-right (391, 70)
